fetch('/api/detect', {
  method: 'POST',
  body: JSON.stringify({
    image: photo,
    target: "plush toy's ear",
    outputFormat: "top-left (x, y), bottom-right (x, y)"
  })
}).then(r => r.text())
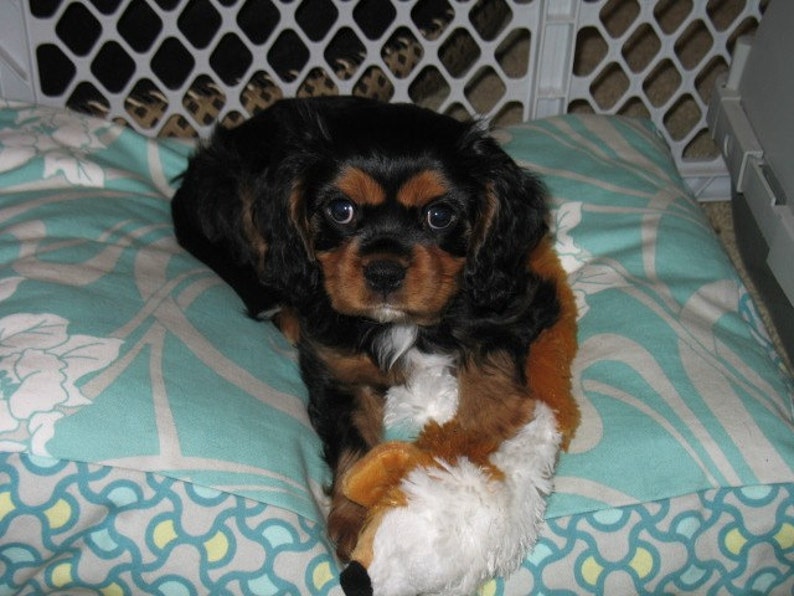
top-left (171, 102), bottom-right (322, 315)
top-left (461, 131), bottom-right (549, 311)
top-left (342, 441), bottom-right (431, 508)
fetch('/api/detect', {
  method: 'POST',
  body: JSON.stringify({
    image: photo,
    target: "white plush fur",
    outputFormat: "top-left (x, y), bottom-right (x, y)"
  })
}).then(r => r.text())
top-left (384, 349), bottom-right (459, 438)
top-left (366, 402), bottom-right (561, 596)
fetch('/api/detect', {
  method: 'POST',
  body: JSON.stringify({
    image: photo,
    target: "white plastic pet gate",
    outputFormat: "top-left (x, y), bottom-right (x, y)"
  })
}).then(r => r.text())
top-left (0, 0), bottom-right (767, 198)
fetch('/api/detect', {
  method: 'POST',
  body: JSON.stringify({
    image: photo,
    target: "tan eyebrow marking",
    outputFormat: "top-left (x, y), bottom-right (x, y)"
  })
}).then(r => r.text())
top-left (334, 166), bottom-right (386, 206)
top-left (397, 170), bottom-right (449, 208)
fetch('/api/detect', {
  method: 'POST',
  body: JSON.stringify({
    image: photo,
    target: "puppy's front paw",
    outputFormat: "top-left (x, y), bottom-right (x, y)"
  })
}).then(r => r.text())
top-left (328, 492), bottom-right (367, 561)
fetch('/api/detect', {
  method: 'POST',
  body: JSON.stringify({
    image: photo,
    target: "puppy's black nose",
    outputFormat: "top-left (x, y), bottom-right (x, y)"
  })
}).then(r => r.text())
top-left (364, 260), bottom-right (405, 293)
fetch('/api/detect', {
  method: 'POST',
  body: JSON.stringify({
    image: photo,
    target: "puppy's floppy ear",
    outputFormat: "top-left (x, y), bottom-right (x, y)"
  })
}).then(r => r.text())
top-left (171, 101), bottom-right (321, 315)
top-left (461, 129), bottom-right (549, 311)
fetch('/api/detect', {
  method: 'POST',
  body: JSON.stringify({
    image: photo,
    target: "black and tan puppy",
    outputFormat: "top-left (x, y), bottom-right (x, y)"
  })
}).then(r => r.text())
top-left (171, 97), bottom-right (578, 566)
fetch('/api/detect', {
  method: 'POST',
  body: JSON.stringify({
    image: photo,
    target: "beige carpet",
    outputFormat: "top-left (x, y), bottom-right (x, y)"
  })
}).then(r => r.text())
top-left (700, 201), bottom-right (792, 375)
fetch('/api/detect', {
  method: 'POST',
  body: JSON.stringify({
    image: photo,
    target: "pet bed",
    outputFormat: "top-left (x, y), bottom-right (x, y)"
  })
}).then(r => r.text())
top-left (0, 100), bottom-right (792, 595)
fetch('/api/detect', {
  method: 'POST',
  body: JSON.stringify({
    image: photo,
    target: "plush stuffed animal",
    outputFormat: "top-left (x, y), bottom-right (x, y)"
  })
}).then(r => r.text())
top-left (338, 237), bottom-right (579, 596)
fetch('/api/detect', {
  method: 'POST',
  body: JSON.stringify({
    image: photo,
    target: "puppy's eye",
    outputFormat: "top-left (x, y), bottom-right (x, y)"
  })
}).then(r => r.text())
top-left (425, 203), bottom-right (455, 230)
top-left (326, 198), bottom-right (356, 225)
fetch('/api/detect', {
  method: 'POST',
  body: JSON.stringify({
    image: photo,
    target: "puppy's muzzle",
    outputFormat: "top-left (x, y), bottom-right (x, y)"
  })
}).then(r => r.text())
top-left (364, 260), bottom-right (406, 294)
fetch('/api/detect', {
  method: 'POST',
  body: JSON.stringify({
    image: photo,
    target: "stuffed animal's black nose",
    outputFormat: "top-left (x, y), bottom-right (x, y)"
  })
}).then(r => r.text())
top-left (364, 260), bottom-right (405, 293)
top-left (340, 561), bottom-right (372, 596)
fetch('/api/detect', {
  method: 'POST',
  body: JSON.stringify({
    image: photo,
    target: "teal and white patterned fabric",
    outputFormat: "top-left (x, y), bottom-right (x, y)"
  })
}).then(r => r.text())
top-left (2, 452), bottom-right (791, 594)
top-left (1, 452), bottom-right (337, 594)
top-left (1, 100), bottom-right (792, 594)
